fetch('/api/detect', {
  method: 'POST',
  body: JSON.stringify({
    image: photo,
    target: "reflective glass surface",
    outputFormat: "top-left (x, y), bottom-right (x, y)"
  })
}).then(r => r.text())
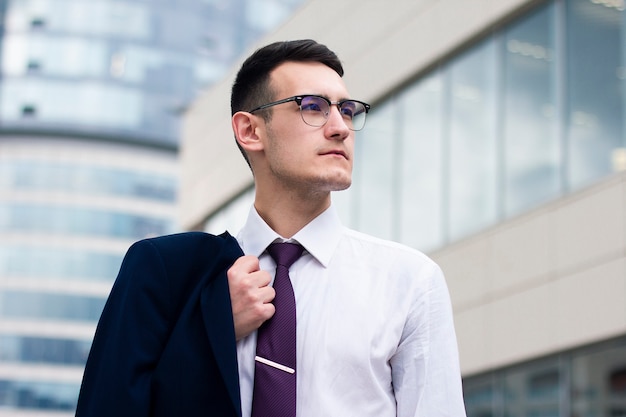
top-left (0, 336), bottom-right (91, 366)
top-left (0, 379), bottom-right (79, 410)
top-left (464, 337), bottom-right (626, 417)
top-left (571, 341), bottom-right (626, 416)
top-left (447, 40), bottom-right (499, 242)
top-left (398, 73), bottom-right (444, 252)
top-left (0, 291), bottom-right (106, 322)
top-left (502, 3), bottom-right (560, 216)
top-left (355, 101), bottom-right (396, 239)
top-left (0, 246), bottom-right (122, 282)
top-left (503, 360), bottom-right (562, 416)
top-left (2, 0), bottom-right (306, 146)
top-left (463, 376), bottom-right (497, 417)
top-left (0, 204), bottom-right (174, 240)
top-left (566, 0), bottom-right (625, 189)
top-left (0, 160), bottom-right (177, 202)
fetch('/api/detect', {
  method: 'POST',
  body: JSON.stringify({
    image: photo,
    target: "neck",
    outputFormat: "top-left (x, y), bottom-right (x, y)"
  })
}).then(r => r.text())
top-left (254, 189), bottom-right (331, 238)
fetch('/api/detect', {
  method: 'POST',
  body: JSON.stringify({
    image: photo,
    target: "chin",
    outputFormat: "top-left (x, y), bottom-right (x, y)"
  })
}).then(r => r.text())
top-left (327, 178), bottom-right (352, 192)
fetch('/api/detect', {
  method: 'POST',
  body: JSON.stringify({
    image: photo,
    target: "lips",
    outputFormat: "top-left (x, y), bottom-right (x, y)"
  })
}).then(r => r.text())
top-left (320, 149), bottom-right (349, 160)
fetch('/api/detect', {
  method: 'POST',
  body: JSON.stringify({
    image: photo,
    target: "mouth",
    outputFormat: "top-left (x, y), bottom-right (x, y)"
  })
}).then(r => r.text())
top-left (320, 149), bottom-right (349, 160)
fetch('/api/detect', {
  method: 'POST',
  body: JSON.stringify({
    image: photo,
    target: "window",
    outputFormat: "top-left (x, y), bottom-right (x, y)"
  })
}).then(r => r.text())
top-left (354, 101), bottom-right (397, 239)
top-left (566, 0), bottom-right (624, 189)
top-left (447, 40), bottom-right (499, 241)
top-left (0, 291), bottom-right (106, 322)
top-left (502, 2), bottom-right (560, 216)
top-left (398, 72), bottom-right (445, 251)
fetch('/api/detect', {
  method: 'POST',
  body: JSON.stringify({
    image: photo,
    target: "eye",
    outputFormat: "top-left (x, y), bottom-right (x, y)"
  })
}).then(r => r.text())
top-left (300, 96), bottom-right (326, 113)
top-left (340, 102), bottom-right (358, 119)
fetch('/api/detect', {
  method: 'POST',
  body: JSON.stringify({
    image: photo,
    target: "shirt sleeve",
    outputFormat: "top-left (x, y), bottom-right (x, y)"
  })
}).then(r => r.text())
top-left (390, 263), bottom-right (467, 417)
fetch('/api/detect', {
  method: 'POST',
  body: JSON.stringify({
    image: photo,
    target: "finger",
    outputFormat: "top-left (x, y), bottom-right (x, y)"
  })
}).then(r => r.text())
top-left (260, 302), bottom-right (275, 321)
top-left (229, 255), bottom-right (260, 274)
top-left (258, 286), bottom-right (276, 304)
top-left (250, 270), bottom-right (272, 287)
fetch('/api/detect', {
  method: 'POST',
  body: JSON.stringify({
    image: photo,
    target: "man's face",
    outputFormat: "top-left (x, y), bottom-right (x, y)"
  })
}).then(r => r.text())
top-left (255, 61), bottom-right (355, 196)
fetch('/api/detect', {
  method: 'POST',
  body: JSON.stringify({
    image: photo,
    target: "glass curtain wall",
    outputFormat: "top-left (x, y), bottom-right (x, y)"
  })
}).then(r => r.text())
top-left (348, 0), bottom-right (626, 252)
top-left (463, 336), bottom-right (626, 417)
top-left (447, 40), bottom-right (498, 241)
top-left (502, 4), bottom-right (560, 217)
top-left (1, 0), bottom-right (304, 145)
top-left (0, 141), bottom-right (179, 412)
top-left (0, 0), bottom-right (306, 414)
top-left (566, 0), bottom-right (625, 189)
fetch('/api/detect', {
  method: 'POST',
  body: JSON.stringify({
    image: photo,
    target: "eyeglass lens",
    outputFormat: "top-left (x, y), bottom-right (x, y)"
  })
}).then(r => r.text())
top-left (299, 96), bottom-right (367, 131)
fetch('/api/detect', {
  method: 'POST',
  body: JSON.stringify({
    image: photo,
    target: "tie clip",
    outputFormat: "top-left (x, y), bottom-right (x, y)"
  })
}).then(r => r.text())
top-left (255, 356), bottom-right (295, 374)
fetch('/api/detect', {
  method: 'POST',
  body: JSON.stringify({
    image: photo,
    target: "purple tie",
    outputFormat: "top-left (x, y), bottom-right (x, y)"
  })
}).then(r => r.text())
top-left (251, 242), bottom-right (303, 417)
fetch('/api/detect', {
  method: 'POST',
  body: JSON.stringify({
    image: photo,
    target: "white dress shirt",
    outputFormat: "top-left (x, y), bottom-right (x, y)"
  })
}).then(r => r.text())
top-left (236, 205), bottom-right (466, 417)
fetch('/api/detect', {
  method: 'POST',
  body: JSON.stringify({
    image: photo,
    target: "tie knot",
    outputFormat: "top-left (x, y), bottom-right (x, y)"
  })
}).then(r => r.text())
top-left (267, 242), bottom-right (304, 269)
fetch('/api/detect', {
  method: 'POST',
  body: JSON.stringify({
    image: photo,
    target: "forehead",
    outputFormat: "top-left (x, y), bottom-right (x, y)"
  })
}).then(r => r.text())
top-left (269, 61), bottom-right (349, 99)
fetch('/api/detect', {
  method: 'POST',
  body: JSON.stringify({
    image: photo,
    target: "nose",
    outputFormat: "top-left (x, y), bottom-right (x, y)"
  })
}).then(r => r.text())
top-left (324, 105), bottom-right (351, 140)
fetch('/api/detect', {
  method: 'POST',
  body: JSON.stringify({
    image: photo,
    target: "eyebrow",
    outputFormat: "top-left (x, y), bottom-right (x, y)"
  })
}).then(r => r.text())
top-left (307, 93), bottom-right (355, 102)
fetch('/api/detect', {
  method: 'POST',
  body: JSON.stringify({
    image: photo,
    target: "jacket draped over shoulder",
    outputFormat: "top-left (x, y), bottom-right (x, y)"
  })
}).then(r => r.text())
top-left (75, 231), bottom-right (243, 417)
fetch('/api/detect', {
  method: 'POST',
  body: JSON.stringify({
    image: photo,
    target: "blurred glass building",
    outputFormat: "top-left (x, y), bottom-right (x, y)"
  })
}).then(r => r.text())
top-left (0, 0), bottom-right (304, 415)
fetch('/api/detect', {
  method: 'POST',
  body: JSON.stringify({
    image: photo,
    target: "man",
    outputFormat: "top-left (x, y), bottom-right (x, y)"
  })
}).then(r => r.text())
top-left (75, 39), bottom-right (466, 417)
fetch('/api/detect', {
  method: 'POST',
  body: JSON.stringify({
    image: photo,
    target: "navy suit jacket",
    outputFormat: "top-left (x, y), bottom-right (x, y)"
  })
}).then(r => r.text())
top-left (75, 232), bottom-right (244, 417)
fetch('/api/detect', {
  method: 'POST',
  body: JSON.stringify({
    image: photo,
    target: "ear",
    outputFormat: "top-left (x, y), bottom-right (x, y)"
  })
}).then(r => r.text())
top-left (232, 111), bottom-right (264, 153)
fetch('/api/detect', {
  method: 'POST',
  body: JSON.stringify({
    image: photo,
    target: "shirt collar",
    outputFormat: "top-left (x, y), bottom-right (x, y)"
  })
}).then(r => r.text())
top-left (237, 204), bottom-right (343, 268)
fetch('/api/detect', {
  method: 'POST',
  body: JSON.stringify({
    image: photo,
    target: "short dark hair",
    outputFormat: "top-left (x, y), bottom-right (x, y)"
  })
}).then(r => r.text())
top-left (231, 39), bottom-right (344, 116)
top-left (231, 39), bottom-right (344, 168)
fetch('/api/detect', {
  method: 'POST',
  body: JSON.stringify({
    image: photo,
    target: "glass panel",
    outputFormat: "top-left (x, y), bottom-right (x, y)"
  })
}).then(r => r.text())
top-left (0, 335), bottom-right (91, 366)
top-left (5, 0), bottom-right (151, 39)
top-left (566, 0), bottom-right (624, 189)
top-left (503, 359), bottom-right (562, 417)
top-left (398, 72), bottom-right (444, 251)
top-left (2, 35), bottom-right (107, 77)
top-left (0, 379), bottom-right (79, 410)
top-left (0, 291), bottom-right (106, 322)
top-left (0, 204), bottom-right (175, 240)
top-left (2, 79), bottom-right (144, 128)
top-left (571, 340), bottom-right (626, 417)
top-left (447, 39), bottom-right (499, 241)
top-left (355, 100), bottom-right (396, 240)
top-left (0, 161), bottom-right (177, 202)
top-left (0, 246), bottom-right (122, 282)
top-left (464, 375), bottom-right (497, 417)
top-left (503, 3), bottom-right (561, 216)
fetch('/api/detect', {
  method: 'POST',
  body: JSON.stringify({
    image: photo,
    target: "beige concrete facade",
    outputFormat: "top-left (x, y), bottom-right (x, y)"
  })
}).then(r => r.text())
top-left (180, 0), bottom-right (626, 377)
top-left (433, 171), bottom-right (626, 375)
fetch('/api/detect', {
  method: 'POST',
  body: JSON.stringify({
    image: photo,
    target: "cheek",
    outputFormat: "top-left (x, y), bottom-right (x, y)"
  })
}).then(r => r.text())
top-left (267, 126), bottom-right (312, 162)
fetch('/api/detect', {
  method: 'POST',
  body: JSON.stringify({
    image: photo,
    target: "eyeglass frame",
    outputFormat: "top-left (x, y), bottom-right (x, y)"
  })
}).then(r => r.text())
top-left (247, 94), bottom-right (371, 131)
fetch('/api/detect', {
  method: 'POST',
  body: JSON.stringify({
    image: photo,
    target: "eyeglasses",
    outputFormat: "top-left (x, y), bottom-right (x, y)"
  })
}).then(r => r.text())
top-left (248, 95), bottom-right (371, 131)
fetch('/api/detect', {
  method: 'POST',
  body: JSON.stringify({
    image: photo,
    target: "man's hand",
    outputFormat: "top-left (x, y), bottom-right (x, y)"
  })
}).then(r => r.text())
top-left (227, 255), bottom-right (275, 341)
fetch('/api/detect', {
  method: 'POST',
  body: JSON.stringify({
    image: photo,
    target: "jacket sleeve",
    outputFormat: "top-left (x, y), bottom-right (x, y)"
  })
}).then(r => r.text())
top-left (75, 239), bottom-right (173, 417)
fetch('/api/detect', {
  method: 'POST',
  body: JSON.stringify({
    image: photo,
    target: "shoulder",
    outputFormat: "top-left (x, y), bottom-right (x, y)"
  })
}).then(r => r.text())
top-left (114, 231), bottom-right (243, 302)
top-left (341, 227), bottom-right (439, 269)
top-left (125, 231), bottom-right (243, 271)
top-left (336, 229), bottom-right (450, 318)
top-left (132, 231), bottom-right (240, 255)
